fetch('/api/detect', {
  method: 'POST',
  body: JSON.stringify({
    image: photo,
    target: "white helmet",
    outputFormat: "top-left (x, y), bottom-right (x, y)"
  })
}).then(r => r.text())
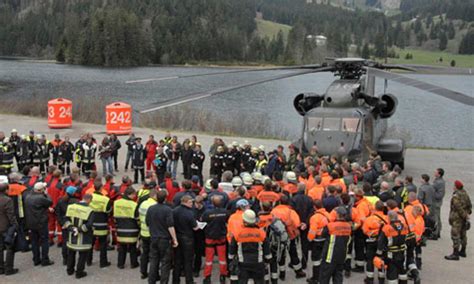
top-left (231, 176), bottom-right (243, 187)
top-left (286, 171), bottom-right (297, 182)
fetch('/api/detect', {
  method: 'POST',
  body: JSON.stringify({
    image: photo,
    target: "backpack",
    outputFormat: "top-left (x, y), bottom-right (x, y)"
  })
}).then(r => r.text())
top-left (267, 218), bottom-right (289, 262)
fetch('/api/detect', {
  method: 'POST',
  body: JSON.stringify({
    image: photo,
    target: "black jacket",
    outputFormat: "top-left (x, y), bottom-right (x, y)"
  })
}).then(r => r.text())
top-left (291, 191), bottom-right (314, 225)
top-left (24, 191), bottom-right (53, 230)
top-left (56, 196), bottom-right (79, 226)
top-left (0, 193), bottom-right (18, 233)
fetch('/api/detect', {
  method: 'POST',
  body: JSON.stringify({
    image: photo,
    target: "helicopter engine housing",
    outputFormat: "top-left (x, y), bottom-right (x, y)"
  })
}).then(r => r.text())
top-left (378, 93), bottom-right (398, 118)
top-left (293, 93), bottom-right (325, 116)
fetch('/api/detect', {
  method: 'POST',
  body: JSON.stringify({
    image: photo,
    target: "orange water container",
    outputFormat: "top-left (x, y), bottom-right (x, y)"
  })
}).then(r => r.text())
top-left (106, 102), bottom-right (132, 135)
top-left (48, 98), bottom-right (72, 128)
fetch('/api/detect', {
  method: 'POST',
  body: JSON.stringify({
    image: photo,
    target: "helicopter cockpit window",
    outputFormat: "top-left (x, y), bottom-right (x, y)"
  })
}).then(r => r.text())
top-left (342, 118), bottom-right (360, 133)
top-left (322, 118), bottom-right (340, 131)
top-left (307, 117), bottom-right (323, 132)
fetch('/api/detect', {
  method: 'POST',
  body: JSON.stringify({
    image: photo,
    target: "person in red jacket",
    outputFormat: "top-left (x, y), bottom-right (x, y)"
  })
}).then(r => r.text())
top-left (160, 172), bottom-right (180, 203)
top-left (145, 135), bottom-right (158, 174)
top-left (46, 169), bottom-right (64, 245)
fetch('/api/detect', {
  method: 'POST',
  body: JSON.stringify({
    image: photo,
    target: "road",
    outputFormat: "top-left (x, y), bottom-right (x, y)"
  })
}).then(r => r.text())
top-left (1, 113), bottom-right (473, 283)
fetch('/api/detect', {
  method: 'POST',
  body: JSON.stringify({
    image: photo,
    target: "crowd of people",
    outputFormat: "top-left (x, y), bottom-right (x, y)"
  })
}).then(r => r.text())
top-left (0, 129), bottom-right (472, 284)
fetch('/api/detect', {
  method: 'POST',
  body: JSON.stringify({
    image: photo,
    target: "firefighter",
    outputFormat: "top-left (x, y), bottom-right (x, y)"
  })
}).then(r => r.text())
top-left (81, 137), bottom-right (97, 178)
top-left (0, 137), bottom-right (15, 174)
top-left (16, 135), bottom-right (31, 172)
top-left (201, 195), bottom-right (229, 284)
top-left (64, 193), bottom-right (94, 279)
top-left (353, 188), bottom-right (375, 272)
top-left (362, 201), bottom-right (388, 284)
top-left (255, 151), bottom-right (268, 174)
top-left (138, 188), bottom-right (157, 279)
top-left (74, 135), bottom-right (86, 174)
top-left (154, 146), bottom-right (168, 184)
top-left (223, 145), bottom-right (236, 175)
top-left (114, 187), bottom-right (139, 269)
top-left (282, 171), bottom-right (298, 197)
top-left (56, 186), bottom-right (80, 265)
top-left (51, 134), bottom-right (63, 166)
top-left (319, 206), bottom-right (353, 284)
top-left (88, 179), bottom-right (112, 268)
top-left (210, 146), bottom-right (225, 181)
top-left (375, 210), bottom-right (408, 284)
top-left (271, 195), bottom-right (306, 280)
top-left (228, 209), bottom-right (272, 284)
top-left (58, 135), bottom-right (74, 175)
top-left (46, 169), bottom-right (65, 245)
top-left (191, 143), bottom-right (205, 186)
top-left (6, 173), bottom-right (28, 252)
top-left (307, 199), bottom-right (330, 284)
top-left (131, 137), bottom-right (146, 184)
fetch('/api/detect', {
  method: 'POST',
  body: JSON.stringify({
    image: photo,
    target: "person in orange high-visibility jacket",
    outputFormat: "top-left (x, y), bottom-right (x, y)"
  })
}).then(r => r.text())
top-left (229, 210), bottom-right (271, 284)
top-left (405, 192), bottom-right (430, 218)
top-left (319, 206), bottom-right (353, 284)
top-left (227, 199), bottom-right (249, 284)
top-left (353, 188), bottom-right (374, 272)
top-left (282, 171), bottom-right (298, 198)
top-left (362, 201), bottom-right (388, 284)
top-left (329, 171), bottom-right (347, 194)
top-left (411, 205), bottom-right (425, 276)
top-left (308, 176), bottom-right (325, 202)
top-left (271, 195), bottom-right (306, 280)
top-left (257, 202), bottom-right (274, 229)
top-left (328, 193), bottom-right (361, 276)
top-left (257, 182), bottom-right (280, 208)
top-left (299, 172), bottom-right (315, 193)
top-left (46, 169), bottom-right (64, 245)
top-left (307, 200), bottom-right (330, 284)
top-left (376, 211), bottom-right (409, 284)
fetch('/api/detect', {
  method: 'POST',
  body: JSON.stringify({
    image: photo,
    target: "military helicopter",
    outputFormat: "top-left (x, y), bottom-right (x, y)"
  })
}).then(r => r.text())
top-left (126, 58), bottom-right (474, 168)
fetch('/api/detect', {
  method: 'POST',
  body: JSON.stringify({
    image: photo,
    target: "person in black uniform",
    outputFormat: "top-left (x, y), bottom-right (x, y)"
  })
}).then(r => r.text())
top-left (132, 137), bottom-right (146, 184)
top-left (172, 195), bottom-right (199, 284)
top-left (146, 190), bottom-right (178, 284)
top-left (190, 143), bottom-right (205, 186)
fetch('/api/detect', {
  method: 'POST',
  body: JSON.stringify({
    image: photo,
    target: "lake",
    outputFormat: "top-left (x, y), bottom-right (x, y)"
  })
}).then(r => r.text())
top-left (0, 59), bottom-right (473, 149)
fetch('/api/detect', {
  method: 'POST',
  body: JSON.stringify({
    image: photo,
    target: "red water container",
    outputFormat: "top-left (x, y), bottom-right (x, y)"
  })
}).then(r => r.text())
top-left (106, 102), bottom-right (132, 135)
top-left (48, 98), bottom-right (72, 128)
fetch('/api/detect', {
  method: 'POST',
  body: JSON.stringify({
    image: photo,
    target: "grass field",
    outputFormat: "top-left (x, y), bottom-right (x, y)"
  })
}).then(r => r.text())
top-left (386, 48), bottom-right (474, 68)
top-left (256, 18), bottom-right (292, 41)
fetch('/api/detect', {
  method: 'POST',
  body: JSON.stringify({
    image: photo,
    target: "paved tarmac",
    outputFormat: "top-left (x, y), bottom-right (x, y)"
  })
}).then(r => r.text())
top-left (0, 114), bottom-right (473, 283)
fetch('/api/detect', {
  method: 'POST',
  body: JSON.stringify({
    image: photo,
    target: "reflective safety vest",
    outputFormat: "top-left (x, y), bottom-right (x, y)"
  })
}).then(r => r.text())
top-left (7, 183), bottom-right (26, 219)
top-left (89, 193), bottom-right (110, 236)
top-left (65, 203), bottom-right (94, 251)
top-left (138, 198), bottom-right (157, 238)
top-left (114, 198), bottom-right (139, 243)
top-left (0, 144), bottom-right (14, 169)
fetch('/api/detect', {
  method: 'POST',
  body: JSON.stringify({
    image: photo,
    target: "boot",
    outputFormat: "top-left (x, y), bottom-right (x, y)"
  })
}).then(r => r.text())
top-left (306, 278), bottom-right (319, 284)
top-left (459, 246), bottom-right (467, 258)
top-left (364, 277), bottom-right (374, 284)
top-left (279, 271), bottom-right (286, 281)
top-left (378, 277), bottom-right (385, 284)
top-left (295, 269), bottom-right (306, 278)
top-left (75, 271), bottom-right (87, 279)
top-left (444, 248), bottom-right (460, 261)
top-left (203, 277), bottom-right (211, 284)
top-left (416, 257), bottom-right (422, 270)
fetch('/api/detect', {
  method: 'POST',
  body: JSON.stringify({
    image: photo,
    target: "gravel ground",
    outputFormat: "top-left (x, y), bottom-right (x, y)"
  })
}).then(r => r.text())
top-left (0, 113), bottom-right (473, 283)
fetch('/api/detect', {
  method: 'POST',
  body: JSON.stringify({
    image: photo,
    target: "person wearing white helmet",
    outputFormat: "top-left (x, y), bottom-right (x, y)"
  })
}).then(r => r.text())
top-left (219, 171), bottom-right (234, 195)
top-left (231, 176), bottom-right (243, 189)
top-left (229, 209), bottom-right (271, 284)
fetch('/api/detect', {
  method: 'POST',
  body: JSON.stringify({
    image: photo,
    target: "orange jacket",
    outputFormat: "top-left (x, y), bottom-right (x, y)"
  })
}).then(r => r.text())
top-left (251, 185), bottom-right (264, 194)
top-left (329, 178), bottom-right (347, 193)
top-left (299, 176), bottom-right (315, 192)
top-left (257, 190), bottom-right (281, 204)
top-left (308, 208), bottom-right (330, 241)
top-left (405, 200), bottom-right (429, 218)
top-left (320, 172), bottom-right (331, 188)
top-left (308, 184), bottom-right (325, 201)
top-left (414, 215), bottom-right (425, 242)
top-left (329, 206), bottom-right (361, 230)
top-left (7, 183), bottom-right (26, 197)
top-left (355, 197), bottom-right (374, 223)
top-left (271, 204), bottom-right (301, 239)
top-left (227, 210), bottom-right (244, 242)
top-left (362, 211), bottom-right (387, 238)
top-left (257, 212), bottom-right (273, 229)
top-left (283, 183), bottom-right (298, 196)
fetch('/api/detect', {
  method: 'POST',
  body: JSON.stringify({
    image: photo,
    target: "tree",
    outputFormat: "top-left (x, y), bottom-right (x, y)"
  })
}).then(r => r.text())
top-left (459, 29), bottom-right (474, 54)
top-left (361, 43), bottom-right (370, 59)
top-left (439, 31), bottom-right (448, 50)
top-left (450, 59), bottom-right (456, 67)
top-left (374, 32), bottom-right (386, 58)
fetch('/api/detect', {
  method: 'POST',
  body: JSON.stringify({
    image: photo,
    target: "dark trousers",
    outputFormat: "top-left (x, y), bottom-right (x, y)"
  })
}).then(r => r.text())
top-left (141, 237), bottom-right (151, 276)
top-left (365, 241), bottom-right (378, 281)
top-left (82, 163), bottom-right (94, 178)
top-left (173, 236), bottom-right (194, 284)
top-left (300, 229), bottom-right (310, 268)
top-left (113, 152), bottom-right (119, 171)
top-left (67, 250), bottom-right (88, 275)
top-left (182, 161), bottom-right (191, 180)
top-left (319, 262), bottom-right (343, 284)
top-left (279, 239), bottom-right (302, 273)
top-left (238, 263), bottom-right (265, 284)
top-left (344, 237), bottom-right (353, 272)
top-left (194, 230), bottom-right (205, 274)
top-left (118, 242), bottom-right (138, 267)
top-left (134, 168), bottom-right (145, 183)
top-left (62, 229), bottom-right (69, 263)
top-left (30, 225), bottom-right (50, 265)
top-left (310, 241), bottom-right (324, 281)
top-left (386, 257), bottom-right (407, 283)
top-left (354, 229), bottom-right (366, 268)
top-left (88, 235), bottom-right (108, 266)
top-left (405, 238), bottom-right (417, 272)
top-left (125, 151), bottom-right (132, 170)
top-left (149, 238), bottom-right (172, 284)
top-left (0, 233), bottom-right (15, 273)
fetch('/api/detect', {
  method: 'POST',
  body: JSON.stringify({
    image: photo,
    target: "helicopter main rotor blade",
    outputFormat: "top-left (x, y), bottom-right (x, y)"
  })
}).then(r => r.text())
top-left (125, 64), bottom-right (323, 84)
top-left (140, 66), bottom-right (334, 113)
top-left (379, 63), bottom-right (473, 75)
top-left (366, 67), bottom-right (474, 106)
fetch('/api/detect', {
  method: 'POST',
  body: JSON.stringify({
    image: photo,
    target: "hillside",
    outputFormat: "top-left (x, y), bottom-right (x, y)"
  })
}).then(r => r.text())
top-left (256, 18), bottom-right (291, 41)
